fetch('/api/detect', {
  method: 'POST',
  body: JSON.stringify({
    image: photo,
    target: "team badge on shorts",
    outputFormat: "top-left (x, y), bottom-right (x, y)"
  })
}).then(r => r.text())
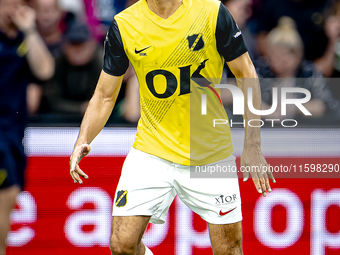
top-left (115, 190), bottom-right (128, 207)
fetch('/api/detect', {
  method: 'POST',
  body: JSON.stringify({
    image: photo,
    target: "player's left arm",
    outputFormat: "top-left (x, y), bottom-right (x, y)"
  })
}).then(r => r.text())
top-left (227, 52), bottom-right (276, 197)
top-left (215, 2), bottom-right (275, 197)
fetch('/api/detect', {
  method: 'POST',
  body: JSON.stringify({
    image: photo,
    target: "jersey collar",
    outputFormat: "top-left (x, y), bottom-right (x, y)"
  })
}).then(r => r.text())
top-left (141, 0), bottom-right (192, 26)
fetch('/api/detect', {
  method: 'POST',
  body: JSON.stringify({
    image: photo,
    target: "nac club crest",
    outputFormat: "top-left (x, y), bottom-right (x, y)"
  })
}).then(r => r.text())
top-left (187, 33), bottom-right (205, 51)
top-left (115, 190), bottom-right (128, 207)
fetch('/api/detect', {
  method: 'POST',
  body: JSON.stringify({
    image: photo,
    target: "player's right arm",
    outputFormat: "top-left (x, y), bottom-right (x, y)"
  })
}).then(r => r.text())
top-left (69, 72), bottom-right (124, 184)
top-left (70, 18), bottom-right (130, 184)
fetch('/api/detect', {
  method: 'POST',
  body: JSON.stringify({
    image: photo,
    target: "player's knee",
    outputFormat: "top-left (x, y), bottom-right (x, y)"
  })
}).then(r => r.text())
top-left (110, 233), bottom-right (137, 255)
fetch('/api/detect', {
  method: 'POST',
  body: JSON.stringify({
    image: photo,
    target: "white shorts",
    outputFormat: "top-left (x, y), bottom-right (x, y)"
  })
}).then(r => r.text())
top-left (112, 148), bottom-right (242, 225)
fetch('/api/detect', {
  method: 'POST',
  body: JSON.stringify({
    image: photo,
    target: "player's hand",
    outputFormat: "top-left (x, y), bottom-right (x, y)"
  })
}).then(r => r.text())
top-left (241, 146), bottom-right (276, 197)
top-left (11, 5), bottom-right (36, 34)
top-left (69, 144), bottom-right (91, 184)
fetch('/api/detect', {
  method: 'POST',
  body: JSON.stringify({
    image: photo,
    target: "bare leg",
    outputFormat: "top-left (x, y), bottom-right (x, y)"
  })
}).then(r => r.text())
top-left (110, 216), bottom-right (151, 255)
top-left (208, 221), bottom-right (243, 255)
top-left (0, 185), bottom-right (21, 255)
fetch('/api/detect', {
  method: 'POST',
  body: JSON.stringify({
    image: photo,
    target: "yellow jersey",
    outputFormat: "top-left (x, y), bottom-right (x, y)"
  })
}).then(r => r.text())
top-left (103, 0), bottom-right (247, 165)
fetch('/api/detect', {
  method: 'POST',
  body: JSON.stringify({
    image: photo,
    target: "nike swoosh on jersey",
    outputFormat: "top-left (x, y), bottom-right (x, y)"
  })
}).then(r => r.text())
top-left (219, 207), bottom-right (237, 216)
top-left (234, 31), bottom-right (242, 38)
top-left (135, 46), bottom-right (151, 54)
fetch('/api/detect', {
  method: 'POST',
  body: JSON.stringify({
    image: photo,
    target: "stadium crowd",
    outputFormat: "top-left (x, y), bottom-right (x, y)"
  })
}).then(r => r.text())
top-left (2, 0), bottom-right (340, 126)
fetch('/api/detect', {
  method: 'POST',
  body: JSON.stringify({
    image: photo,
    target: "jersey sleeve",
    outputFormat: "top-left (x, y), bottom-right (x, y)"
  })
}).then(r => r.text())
top-left (215, 3), bottom-right (248, 62)
top-left (103, 18), bottom-right (129, 76)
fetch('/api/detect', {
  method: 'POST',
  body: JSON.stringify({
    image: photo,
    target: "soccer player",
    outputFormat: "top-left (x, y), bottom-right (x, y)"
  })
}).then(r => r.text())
top-left (0, 0), bottom-right (54, 254)
top-left (70, 0), bottom-right (276, 254)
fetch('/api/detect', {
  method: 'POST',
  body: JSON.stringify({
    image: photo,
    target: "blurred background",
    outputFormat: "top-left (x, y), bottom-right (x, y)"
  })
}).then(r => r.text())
top-left (1, 0), bottom-right (340, 255)
top-left (2, 0), bottom-right (340, 127)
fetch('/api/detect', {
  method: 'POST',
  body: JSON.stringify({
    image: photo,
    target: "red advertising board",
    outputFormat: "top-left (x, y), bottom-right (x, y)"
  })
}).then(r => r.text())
top-left (6, 128), bottom-right (340, 255)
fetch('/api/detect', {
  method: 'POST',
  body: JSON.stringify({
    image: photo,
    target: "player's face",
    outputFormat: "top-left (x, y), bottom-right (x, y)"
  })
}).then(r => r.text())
top-left (0, 0), bottom-right (25, 29)
top-left (268, 45), bottom-right (301, 78)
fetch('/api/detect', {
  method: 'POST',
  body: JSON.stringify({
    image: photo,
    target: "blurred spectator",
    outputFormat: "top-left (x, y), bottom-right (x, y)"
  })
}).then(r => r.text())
top-left (43, 20), bottom-right (102, 115)
top-left (221, 0), bottom-right (258, 60)
top-left (30, 0), bottom-right (64, 116)
top-left (57, 0), bottom-right (86, 38)
top-left (42, 17), bottom-right (140, 122)
top-left (315, 0), bottom-right (340, 77)
top-left (26, 83), bottom-right (43, 115)
top-left (256, 17), bottom-right (340, 120)
top-left (30, 0), bottom-right (64, 117)
top-left (59, 0), bottom-right (85, 16)
top-left (0, 0), bottom-right (54, 254)
top-left (313, 0), bottom-right (340, 103)
top-left (255, 0), bottom-right (329, 61)
top-left (34, 0), bottom-right (63, 58)
top-left (83, 0), bottom-right (128, 42)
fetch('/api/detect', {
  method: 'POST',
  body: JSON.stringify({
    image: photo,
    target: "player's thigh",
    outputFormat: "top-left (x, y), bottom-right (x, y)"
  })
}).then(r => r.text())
top-left (174, 155), bottom-right (242, 224)
top-left (208, 221), bottom-right (243, 255)
top-left (110, 215), bottom-right (151, 254)
top-left (113, 148), bottom-right (176, 224)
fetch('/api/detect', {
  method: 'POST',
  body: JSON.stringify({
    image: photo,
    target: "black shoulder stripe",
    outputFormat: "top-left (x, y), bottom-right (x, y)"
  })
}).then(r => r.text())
top-left (215, 2), bottom-right (248, 62)
top-left (103, 18), bottom-right (130, 76)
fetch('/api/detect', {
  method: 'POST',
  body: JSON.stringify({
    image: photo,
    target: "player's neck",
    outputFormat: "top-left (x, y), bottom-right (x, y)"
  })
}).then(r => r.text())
top-left (146, 0), bottom-right (183, 19)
